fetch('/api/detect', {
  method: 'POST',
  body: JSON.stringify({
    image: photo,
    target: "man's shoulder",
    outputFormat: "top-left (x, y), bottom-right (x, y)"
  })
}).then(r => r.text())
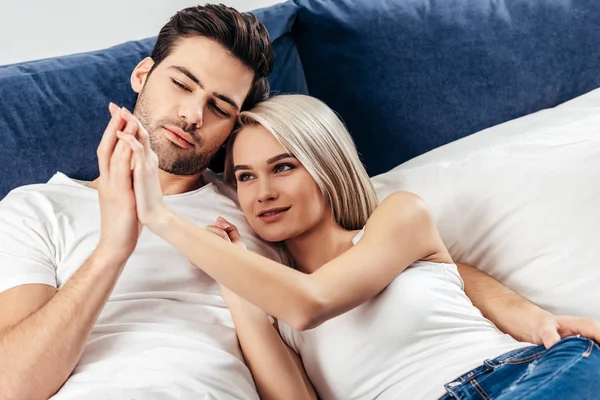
top-left (3, 182), bottom-right (56, 207)
top-left (1, 172), bottom-right (94, 214)
top-left (202, 169), bottom-right (238, 202)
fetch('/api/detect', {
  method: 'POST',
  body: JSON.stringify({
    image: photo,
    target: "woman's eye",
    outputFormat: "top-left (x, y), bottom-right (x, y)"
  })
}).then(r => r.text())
top-left (171, 79), bottom-right (191, 92)
top-left (274, 163), bottom-right (294, 173)
top-left (237, 173), bottom-right (253, 182)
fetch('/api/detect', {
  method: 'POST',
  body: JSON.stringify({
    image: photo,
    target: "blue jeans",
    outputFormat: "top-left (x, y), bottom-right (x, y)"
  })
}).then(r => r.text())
top-left (440, 336), bottom-right (600, 399)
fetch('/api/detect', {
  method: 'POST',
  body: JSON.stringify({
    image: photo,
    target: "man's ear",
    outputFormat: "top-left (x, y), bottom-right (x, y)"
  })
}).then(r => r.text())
top-left (131, 57), bottom-right (155, 94)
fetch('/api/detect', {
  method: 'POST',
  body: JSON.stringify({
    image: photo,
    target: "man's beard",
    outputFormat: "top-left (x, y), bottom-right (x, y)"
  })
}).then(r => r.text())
top-left (133, 87), bottom-right (220, 176)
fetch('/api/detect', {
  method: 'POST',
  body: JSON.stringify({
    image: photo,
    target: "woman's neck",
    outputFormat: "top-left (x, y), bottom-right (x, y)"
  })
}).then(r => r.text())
top-left (284, 218), bottom-right (361, 274)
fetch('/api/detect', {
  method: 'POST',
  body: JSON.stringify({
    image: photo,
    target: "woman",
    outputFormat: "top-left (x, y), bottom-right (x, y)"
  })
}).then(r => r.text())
top-left (117, 95), bottom-right (600, 399)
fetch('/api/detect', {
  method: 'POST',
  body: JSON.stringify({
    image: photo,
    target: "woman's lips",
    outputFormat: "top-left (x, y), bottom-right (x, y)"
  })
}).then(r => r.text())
top-left (257, 206), bottom-right (291, 223)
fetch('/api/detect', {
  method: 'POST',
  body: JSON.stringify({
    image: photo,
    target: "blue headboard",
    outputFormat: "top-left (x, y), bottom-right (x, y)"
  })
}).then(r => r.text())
top-left (292, 0), bottom-right (600, 176)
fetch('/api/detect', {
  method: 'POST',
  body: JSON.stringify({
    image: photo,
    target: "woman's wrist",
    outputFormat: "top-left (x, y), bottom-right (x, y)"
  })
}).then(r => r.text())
top-left (145, 203), bottom-right (175, 234)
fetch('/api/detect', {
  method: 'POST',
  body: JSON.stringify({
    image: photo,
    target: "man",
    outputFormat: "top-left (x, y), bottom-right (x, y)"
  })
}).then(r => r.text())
top-left (0, 4), bottom-right (598, 400)
top-left (0, 5), bottom-right (277, 400)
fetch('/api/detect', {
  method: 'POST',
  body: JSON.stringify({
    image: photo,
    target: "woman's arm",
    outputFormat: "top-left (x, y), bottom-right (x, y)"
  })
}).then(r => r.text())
top-left (151, 192), bottom-right (442, 330)
top-left (222, 287), bottom-right (318, 400)
top-left (205, 224), bottom-right (317, 400)
top-left (119, 128), bottom-right (447, 331)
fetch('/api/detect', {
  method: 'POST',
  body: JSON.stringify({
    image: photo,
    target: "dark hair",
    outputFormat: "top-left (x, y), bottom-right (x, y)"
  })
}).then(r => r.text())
top-left (150, 4), bottom-right (274, 110)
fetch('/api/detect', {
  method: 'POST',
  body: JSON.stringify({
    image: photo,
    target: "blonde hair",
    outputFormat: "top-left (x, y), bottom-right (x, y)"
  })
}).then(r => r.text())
top-left (225, 94), bottom-right (378, 230)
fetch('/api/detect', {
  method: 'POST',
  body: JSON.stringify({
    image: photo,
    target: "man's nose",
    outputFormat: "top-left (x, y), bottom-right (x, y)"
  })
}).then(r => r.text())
top-left (179, 101), bottom-right (204, 128)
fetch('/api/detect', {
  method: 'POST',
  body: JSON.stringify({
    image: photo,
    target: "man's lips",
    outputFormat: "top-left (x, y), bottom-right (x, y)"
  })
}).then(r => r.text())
top-left (163, 126), bottom-right (195, 147)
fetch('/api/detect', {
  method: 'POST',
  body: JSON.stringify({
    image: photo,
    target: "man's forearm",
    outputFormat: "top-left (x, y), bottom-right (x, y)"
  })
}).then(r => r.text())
top-left (457, 263), bottom-right (549, 343)
top-left (0, 251), bottom-right (125, 400)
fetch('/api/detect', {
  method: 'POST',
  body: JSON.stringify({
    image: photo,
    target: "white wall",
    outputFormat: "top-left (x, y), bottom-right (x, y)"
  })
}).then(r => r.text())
top-left (0, 0), bottom-right (284, 66)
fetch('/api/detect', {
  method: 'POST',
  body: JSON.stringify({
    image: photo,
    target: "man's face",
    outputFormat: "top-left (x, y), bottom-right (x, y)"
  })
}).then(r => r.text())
top-left (131, 36), bottom-right (255, 175)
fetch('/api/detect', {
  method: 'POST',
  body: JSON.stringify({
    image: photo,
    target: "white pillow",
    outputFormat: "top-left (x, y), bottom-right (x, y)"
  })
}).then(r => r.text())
top-left (371, 88), bottom-right (600, 319)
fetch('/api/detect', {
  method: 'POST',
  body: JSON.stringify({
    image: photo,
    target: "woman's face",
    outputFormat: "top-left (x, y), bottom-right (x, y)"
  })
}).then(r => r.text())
top-left (232, 124), bottom-right (329, 242)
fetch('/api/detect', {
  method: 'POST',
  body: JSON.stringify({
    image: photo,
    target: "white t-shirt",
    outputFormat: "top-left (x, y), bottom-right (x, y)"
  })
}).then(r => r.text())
top-left (278, 229), bottom-right (531, 400)
top-left (0, 171), bottom-right (282, 400)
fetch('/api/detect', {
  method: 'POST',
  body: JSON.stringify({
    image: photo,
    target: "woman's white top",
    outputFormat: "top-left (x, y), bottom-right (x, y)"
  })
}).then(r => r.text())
top-left (278, 228), bottom-right (529, 400)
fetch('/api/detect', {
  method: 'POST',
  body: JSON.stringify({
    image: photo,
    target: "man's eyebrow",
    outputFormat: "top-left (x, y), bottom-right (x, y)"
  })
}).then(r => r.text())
top-left (266, 153), bottom-right (295, 165)
top-left (169, 66), bottom-right (201, 86)
top-left (214, 94), bottom-right (240, 112)
top-left (169, 65), bottom-right (240, 111)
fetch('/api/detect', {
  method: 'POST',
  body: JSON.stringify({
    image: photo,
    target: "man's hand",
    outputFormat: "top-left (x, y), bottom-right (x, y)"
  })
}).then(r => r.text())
top-left (115, 112), bottom-right (169, 231)
top-left (527, 310), bottom-right (600, 349)
top-left (95, 103), bottom-right (142, 267)
top-left (456, 263), bottom-right (600, 349)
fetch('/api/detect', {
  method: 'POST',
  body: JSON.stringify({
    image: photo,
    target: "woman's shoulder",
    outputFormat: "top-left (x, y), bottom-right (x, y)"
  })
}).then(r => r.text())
top-left (379, 191), bottom-right (427, 208)
top-left (365, 191), bottom-right (452, 264)
top-left (362, 191), bottom-right (435, 241)
top-left (371, 191), bottom-right (430, 222)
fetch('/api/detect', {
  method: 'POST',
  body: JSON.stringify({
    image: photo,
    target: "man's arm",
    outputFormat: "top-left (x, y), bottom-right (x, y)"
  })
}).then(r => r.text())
top-left (0, 254), bottom-right (129, 399)
top-left (457, 263), bottom-right (600, 348)
top-left (0, 104), bottom-right (141, 399)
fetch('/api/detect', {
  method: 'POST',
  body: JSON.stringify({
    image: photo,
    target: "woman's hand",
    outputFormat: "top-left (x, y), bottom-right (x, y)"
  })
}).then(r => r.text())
top-left (95, 103), bottom-right (142, 267)
top-left (116, 110), bottom-right (170, 231)
top-left (206, 217), bottom-right (248, 297)
top-left (205, 217), bottom-right (248, 250)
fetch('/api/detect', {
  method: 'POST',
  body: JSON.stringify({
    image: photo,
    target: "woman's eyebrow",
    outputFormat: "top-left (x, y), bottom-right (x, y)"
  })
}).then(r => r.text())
top-left (233, 164), bottom-right (251, 173)
top-left (233, 153), bottom-right (296, 172)
top-left (266, 153), bottom-right (295, 165)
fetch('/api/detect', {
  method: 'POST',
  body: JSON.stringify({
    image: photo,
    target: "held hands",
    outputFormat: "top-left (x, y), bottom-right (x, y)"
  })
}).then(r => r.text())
top-left (112, 108), bottom-right (170, 231)
top-left (95, 103), bottom-right (142, 266)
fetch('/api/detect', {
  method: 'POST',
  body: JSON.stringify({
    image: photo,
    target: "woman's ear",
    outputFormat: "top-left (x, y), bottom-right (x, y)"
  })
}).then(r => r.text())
top-left (131, 57), bottom-right (155, 94)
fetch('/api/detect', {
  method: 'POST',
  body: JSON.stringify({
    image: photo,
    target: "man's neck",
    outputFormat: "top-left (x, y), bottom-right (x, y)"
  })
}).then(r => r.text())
top-left (157, 169), bottom-right (207, 195)
top-left (86, 169), bottom-right (207, 195)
